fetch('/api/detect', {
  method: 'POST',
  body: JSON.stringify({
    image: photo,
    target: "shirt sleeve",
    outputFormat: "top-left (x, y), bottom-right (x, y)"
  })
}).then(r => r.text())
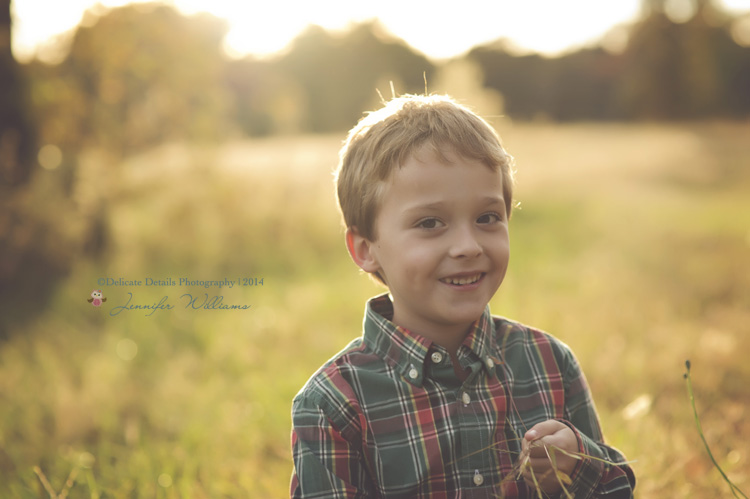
top-left (558, 346), bottom-right (637, 498)
top-left (290, 391), bottom-right (373, 499)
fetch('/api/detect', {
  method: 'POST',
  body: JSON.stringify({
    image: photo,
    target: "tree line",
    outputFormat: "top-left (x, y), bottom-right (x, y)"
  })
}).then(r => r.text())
top-left (17, 0), bottom-right (750, 162)
top-left (469, 1), bottom-right (750, 121)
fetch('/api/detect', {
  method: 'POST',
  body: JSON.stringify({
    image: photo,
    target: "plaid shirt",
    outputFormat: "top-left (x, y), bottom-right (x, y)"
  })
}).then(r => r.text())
top-left (291, 294), bottom-right (635, 498)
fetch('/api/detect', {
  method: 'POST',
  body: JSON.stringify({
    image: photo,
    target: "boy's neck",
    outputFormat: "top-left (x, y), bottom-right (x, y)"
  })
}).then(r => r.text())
top-left (412, 326), bottom-right (473, 382)
top-left (450, 351), bottom-right (471, 382)
top-left (433, 329), bottom-right (470, 358)
top-left (391, 310), bottom-right (474, 357)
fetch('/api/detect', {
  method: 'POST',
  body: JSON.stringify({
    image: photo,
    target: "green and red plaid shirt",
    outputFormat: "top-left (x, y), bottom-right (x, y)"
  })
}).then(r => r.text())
top-left (291, 294), bottom-right (635, 498)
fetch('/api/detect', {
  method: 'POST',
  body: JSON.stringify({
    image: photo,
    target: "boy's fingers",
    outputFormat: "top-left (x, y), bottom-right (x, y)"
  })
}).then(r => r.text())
top-left (524, 420), bottom-right (566, 441)
top-left (524, 428), bottom-right (539, 441)
top-left (527, 444), bottom-right (550, 459)
top-left (526, 456), bottom-right (555, 470)
top-left (525, 423), bottom-right (575, 459)
top-left (525, 421), bottom-right (572, 452)
top-left (527, 437), bottom-right (567, 458)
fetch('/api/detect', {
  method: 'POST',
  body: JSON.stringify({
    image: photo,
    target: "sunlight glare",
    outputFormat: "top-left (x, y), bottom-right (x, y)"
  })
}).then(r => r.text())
top-left (374, 0), bottom-right (642, 58)
top-left (12, 0), bottom-right (149, 62)
top-left (11, 0), bottom-right (750, 62)
top-left (173, 0), bottom-right (372, 58)
top-left (724, 0), bottom-right (750, 10)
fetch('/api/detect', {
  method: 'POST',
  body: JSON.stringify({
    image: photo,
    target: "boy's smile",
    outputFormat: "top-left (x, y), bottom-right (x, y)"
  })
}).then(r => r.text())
top-left (349, 146), bottom-right (510, 352)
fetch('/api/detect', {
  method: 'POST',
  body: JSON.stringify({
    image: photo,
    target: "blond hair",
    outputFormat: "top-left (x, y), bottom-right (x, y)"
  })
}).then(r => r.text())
top-left (335, 94), bottom-right (515, 242)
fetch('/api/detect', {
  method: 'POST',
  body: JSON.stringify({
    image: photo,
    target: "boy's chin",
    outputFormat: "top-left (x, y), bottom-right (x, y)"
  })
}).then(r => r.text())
top-left (439, 303), bottom-right (489, 323)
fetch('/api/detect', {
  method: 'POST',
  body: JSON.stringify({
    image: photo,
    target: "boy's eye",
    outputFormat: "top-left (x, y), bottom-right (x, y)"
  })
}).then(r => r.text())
top-left (416, 218), bottom-right (444, 229)
top-left (477, 213), bottom-right (502, 224)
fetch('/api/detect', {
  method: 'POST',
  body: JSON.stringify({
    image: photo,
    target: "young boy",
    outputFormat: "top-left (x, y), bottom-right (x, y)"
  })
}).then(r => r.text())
top-left (290, 94), bottom-right (635, 497)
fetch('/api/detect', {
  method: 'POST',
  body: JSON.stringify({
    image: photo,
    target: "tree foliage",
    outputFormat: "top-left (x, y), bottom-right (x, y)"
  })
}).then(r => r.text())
top-left (469, 0), bottom-right (750, 121)
top-left (0, 0), bottom-right (35, 187)
top-left (25, 5), bottom-right (437, 151)
top-left (19, 0), bottom-right (750, 159)
top-left (27, 3), bottom-right (230, 157)
top-left (275, 22), bottom-right (435, 132)
top-left (224, 21), bottom-right (435, 136)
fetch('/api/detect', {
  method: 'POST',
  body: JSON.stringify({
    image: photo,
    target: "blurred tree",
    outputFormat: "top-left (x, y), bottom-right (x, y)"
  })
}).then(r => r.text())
top-left (224, 57), bottom-right (307, 136)
top-left (469, 46), bottom-right (624, 121)
top-left (469, 0), bottom-right (750, 121)
top-left (620, 1), bottom-right (716, 118)
top-left (619, 0), bottom-right (750, 119)
top-left (30, 3), bottom-right (231, 157)
top-left (2, 3), bottom-right (237, 338)
top-left (722, 17), bottom-right (750, 116)
top-left (467, 46), bottom-right (557, 120)
top-left (618, 10), bottom-right (683, 120)
top-left (547, 48), bottom-right (624, 121)
top-left (0, 0), bottom-right (68, 339)
top-left (431, 58), bottom-right (505, 120)
top-left (277, 21), bottom-right (436, 132)
top-left (0, 0), bottom-right (35, 186)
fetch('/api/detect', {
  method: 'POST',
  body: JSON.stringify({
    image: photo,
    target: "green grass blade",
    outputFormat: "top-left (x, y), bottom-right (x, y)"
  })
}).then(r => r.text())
top-left (684, 360), bottom-right (748, 499)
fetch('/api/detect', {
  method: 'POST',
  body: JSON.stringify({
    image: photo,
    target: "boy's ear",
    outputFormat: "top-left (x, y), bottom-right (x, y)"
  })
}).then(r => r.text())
top-left (345, 227), bottom-right (380, 274)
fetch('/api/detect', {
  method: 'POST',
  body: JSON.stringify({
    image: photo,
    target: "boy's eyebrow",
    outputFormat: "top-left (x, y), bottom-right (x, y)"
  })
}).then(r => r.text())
top-left (402, 195), bottom-right (506, 214)
top-left (402, 201), bottom-right (445, 213)
top-left (481, 195), bottom-right (506, 206)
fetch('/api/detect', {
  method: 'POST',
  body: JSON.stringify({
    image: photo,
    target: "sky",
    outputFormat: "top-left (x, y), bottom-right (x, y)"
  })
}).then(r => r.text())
top-left (10, 0), bottom-right (750, 63)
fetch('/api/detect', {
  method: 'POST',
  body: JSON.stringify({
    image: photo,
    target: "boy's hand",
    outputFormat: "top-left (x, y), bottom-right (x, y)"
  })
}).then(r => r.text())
top-left (520, 420), bottom-right (579, 494)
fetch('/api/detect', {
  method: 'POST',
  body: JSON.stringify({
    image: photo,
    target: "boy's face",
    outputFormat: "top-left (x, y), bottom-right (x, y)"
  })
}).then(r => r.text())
top-left (349, 147), bottom-right (510, 342)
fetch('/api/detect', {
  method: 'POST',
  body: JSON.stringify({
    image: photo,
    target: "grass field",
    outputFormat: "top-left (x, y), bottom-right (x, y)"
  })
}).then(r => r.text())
top-left (1, 121), bottom-right (749, 497)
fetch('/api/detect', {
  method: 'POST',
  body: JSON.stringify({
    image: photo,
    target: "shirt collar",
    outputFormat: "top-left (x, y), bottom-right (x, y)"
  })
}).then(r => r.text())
top-left (460, 306), bottom-right (501, 376)
top-left (362, 294), bottom-right (499, 386)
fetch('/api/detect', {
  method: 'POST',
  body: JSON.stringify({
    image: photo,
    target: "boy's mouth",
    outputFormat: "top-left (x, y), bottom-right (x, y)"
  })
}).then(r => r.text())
top-left (440, 273), bottom-right (484, 286)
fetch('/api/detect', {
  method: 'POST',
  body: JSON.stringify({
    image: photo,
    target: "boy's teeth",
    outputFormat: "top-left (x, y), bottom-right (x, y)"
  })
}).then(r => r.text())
top-left (442, 274), bottom-right (481, 285)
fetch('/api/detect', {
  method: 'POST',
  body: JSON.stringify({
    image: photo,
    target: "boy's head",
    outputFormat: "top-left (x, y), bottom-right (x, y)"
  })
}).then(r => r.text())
top-left (335, 94), bottom-right (515, 287)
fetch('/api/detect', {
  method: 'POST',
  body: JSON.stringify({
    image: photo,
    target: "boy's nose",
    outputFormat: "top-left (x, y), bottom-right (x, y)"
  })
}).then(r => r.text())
top-left (448, 226), bottom-right (483, 259)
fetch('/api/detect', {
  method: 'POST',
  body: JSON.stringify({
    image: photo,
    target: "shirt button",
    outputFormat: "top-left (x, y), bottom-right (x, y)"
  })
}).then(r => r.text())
top-left (462, 392), bottom-right (471, 405)
top-left (473, 470), bottom-right (484, 486)
top-left (408, 367), bottom-right (419, 380)
top-left (486, 358), bottom-right (494, 369)
top-left (431, 352), bottom-right (443, 363)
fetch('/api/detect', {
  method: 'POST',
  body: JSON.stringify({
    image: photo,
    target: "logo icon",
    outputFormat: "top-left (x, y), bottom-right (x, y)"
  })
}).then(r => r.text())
top-left (88, 289), bottom-right (107, 307)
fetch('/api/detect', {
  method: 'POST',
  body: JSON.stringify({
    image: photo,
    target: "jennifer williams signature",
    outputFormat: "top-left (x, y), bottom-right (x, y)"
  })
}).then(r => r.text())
top-left (109, 293), bottom-right (251, 317)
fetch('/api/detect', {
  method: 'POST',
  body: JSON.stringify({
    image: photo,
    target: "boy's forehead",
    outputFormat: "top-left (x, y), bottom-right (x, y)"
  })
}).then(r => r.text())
top-left (377, 159), bottom-right (505, 222)
top-left (387, 150), bottom-right (503, 190)
top-left (392, 144), bottom-right (498, 177)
